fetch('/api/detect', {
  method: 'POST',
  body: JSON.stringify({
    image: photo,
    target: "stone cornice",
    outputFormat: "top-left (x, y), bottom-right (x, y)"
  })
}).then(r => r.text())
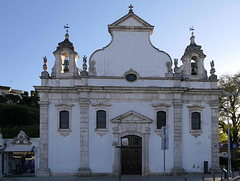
top-left (152, 102), bottom-right (171, 108)
top-left (55, 103), bottom-right (74, 108)
top-left (91, 101), bottom-right (111, 107)
top-left (187, 104), bottom-right (205, 110)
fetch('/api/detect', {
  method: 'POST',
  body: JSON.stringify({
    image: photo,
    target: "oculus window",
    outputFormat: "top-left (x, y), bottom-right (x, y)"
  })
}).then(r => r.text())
top-left (96, 110), bottom-right (106, 129)
top-left (60, 110), bottom-right (69, 129)
top-left (126, 73), bottom-right (137, 82)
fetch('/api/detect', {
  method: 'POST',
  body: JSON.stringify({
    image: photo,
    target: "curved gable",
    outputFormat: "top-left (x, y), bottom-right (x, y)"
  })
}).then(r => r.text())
top-left (90, 11), bottom-right (172, 78)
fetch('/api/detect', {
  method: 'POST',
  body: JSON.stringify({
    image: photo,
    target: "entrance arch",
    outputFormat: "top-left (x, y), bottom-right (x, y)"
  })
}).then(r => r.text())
top-left (121, 135), bottom-right (142, 175)
top-left (111, 110), bottom-right (152, 176)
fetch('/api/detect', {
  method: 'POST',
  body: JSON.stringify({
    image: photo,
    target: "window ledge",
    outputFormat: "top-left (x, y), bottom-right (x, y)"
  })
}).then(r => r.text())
top-left (94, 128), bottom-right (108, 137)
top-left (155, 129), bottom-right (162, 136)
top-left (58, 129), bottom-right (71, 137)
top-left (189, 130), bottom-right (202, 138)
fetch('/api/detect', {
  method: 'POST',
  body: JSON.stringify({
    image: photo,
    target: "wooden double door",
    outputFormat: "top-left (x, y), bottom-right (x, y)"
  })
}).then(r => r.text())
top-left (121, 135), bottom-right (142, 175)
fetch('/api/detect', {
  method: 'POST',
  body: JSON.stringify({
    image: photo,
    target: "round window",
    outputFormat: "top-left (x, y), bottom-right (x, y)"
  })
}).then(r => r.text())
top-left (126, 73), bottom-right (137, 82)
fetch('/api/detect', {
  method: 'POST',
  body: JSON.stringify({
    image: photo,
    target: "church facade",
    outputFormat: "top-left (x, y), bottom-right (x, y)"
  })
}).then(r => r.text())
top-left (35, 7), bottom-right (220, 176)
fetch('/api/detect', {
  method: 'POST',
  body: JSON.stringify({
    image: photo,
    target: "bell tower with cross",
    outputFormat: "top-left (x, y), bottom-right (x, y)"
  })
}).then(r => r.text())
top-left (51, 24), bottom-right (80, 78)
top-left (180, 26), bottom-right (207, 80)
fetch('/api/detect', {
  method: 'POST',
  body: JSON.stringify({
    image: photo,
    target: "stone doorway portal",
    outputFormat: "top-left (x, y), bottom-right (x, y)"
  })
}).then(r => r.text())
top-left (121, 135), bottom-right (142, 175)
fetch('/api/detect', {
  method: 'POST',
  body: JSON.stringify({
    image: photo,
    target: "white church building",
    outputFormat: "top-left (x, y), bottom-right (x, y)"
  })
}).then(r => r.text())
top-left (35, 6), bottom-right (221, 176)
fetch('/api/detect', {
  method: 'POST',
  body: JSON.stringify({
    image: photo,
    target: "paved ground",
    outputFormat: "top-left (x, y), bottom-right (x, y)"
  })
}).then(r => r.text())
top-left (0, 174), bottom-right (238, 181)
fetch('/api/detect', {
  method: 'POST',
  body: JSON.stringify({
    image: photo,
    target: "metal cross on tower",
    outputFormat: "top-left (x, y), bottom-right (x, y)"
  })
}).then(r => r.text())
top-left (64, 24), bottom-right (70, 33)
top-left (189, 26), bottom-right (195, 35)
top-left (129, 4), bottom-right (133, 11)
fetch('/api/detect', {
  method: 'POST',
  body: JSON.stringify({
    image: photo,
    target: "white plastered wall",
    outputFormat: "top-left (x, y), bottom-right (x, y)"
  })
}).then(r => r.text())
top-left (182, 104), bottom-right (212, 172)
top-left (48, 101), bottom-right (81, 174)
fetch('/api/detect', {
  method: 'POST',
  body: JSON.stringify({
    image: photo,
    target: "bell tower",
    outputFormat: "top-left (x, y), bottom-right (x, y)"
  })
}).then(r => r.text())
top-left (51, 25), bottom-right (80, 78)
top-left (180, 28), bottom-right (207, 80)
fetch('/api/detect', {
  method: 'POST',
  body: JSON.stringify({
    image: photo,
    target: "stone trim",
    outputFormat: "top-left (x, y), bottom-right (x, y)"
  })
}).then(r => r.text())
top-left (210, 105), bottom-right (221, 173)
top-left (187, 104), bottom-right (205, 138)
top-left (111, 110), bottom-right (152, 176)
top-left (172, 101), bottom-right (185, 174)
top-left (152, 102), bottom-right (171, 136)
top-left (37, 101), bottom-right (50, 176)
top-left (91, 101), bottom-right (111, 137)
top-left (78, 99), bottom-right (91, 176)
top-left (55, 103), bottom-right (74, 137)
top-left (123, 68), bottom-right (139, 83)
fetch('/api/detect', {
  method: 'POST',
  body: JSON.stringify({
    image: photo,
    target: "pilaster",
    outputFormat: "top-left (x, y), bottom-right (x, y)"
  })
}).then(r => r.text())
top-left (172, 101), bottom-right (185, 174)
top-left (210, 101), bottom-right (221, 173)
top-left (78, 98), bottom-right (91, 176)
top-left (37, 101), bottom-right (50, 176)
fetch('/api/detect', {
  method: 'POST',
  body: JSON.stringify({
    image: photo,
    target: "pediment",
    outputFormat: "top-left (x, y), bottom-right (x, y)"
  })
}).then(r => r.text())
top-left (111, 110), bottom-right (153, 124)
top-left (108, 11), bottom-right (154, 34)
top-left (11, 130), bottom-right (31, 145)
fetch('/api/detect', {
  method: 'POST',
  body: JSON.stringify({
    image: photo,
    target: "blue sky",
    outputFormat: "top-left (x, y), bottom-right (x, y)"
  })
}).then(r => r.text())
top-left (1, 0), bottom-right (240, 93)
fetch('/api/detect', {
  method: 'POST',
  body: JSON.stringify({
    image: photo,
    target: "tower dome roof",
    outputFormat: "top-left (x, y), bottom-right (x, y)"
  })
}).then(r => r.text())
top-left (181, 34), bottom-right (206, 60)
top-left (54, 33), bottom-right (75, 53)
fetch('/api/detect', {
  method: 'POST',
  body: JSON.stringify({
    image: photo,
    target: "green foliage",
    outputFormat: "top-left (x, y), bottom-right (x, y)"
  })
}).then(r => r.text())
top-left (219, 72), bottom-right (240, 159)
top-left (219, 130), bottom-right (228, 142)
top-left (1, 125), bottom-right (39, 138)
top-left (0, 89), bottom-right (40, 138)
top-left (0, 103), bottom-right (39, 127)
top-left (4, 94), bottom-right (21, 104)
top-left (0, 95), bottom-right (7, 103)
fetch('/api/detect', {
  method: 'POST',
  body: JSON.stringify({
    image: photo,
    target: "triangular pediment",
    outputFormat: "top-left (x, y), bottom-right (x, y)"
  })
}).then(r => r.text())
top-left (108, 11), bottom-right (154, 34)
top-left (11, 130), bottom-right (31, 145)
top-left (110, 110), bottom-right (153, 124)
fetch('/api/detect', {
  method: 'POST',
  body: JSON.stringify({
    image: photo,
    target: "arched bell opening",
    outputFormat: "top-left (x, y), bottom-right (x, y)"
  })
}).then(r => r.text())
top-left (61, 53), bottom-right (69, 73)
top-left (191, 56), bottom-right (198, 75)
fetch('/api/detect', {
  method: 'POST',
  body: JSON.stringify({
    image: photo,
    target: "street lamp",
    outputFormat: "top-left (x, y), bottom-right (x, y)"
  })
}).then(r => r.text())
top-left (225, 92), bottom-right (237, 178)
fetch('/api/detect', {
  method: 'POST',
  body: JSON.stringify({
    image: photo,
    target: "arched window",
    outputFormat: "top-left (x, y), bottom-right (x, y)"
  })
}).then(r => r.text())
top-left (157, 111), bottom-right (166, 129)
top-left (96, 110), bottom-right (106, 129)
top-left (60, 110), bottom-right (69, 129)
top-left (191, 56), bottom-right (198, 75)
top-left (191, 112), bottom-right (201, 130)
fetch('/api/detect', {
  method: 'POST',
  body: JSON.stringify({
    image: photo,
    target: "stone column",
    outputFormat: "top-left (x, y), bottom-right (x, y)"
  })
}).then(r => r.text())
top-left (210, 101), bottom-right (221, 173)
top-left (37, 101), bottom-right (50, 176)
top-left (143, 133), bottom-right (150, 176)
top-left (172, 101), bottom-right (185, 174)
top-left (78, 99), bottom-right (91, 176)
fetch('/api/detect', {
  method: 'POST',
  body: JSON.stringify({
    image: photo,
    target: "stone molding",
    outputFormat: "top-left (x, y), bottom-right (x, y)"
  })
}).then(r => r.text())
top-left (111, 110), bottom-right (152, 176)
top-left (55, 103), bottom-right (74, 137)
top-left (91, 101), bottom-right (111, 136)
top-left (152, 102), bottom-right (171, 136)
top-left (210, 106), bottom-right (221, 172)
top-left (172, 101), bottom-right (185, 174)
top-left (187, 104), bottom-right (205, 138)
top-left (37, 100), bottom-right (50, 176)
top-left (78, 99), bottom-right (91, 176)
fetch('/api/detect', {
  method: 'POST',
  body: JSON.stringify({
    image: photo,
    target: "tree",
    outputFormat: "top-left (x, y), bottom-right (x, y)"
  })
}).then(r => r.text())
top-left (219, 73), bottom-right (240, 159)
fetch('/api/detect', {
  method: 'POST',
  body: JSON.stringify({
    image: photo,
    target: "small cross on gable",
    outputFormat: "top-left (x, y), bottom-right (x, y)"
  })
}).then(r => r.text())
top-left (129, 4), bottom-right (133, 13)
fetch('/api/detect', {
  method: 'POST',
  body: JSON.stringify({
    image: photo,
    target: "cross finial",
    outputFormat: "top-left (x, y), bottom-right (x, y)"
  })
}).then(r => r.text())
top-left (189, 26), bottom-right (195, 36)
top-left (129, 4), bottom-right (133, 13)
top-left (64, 24), bottom-right (70, 33)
